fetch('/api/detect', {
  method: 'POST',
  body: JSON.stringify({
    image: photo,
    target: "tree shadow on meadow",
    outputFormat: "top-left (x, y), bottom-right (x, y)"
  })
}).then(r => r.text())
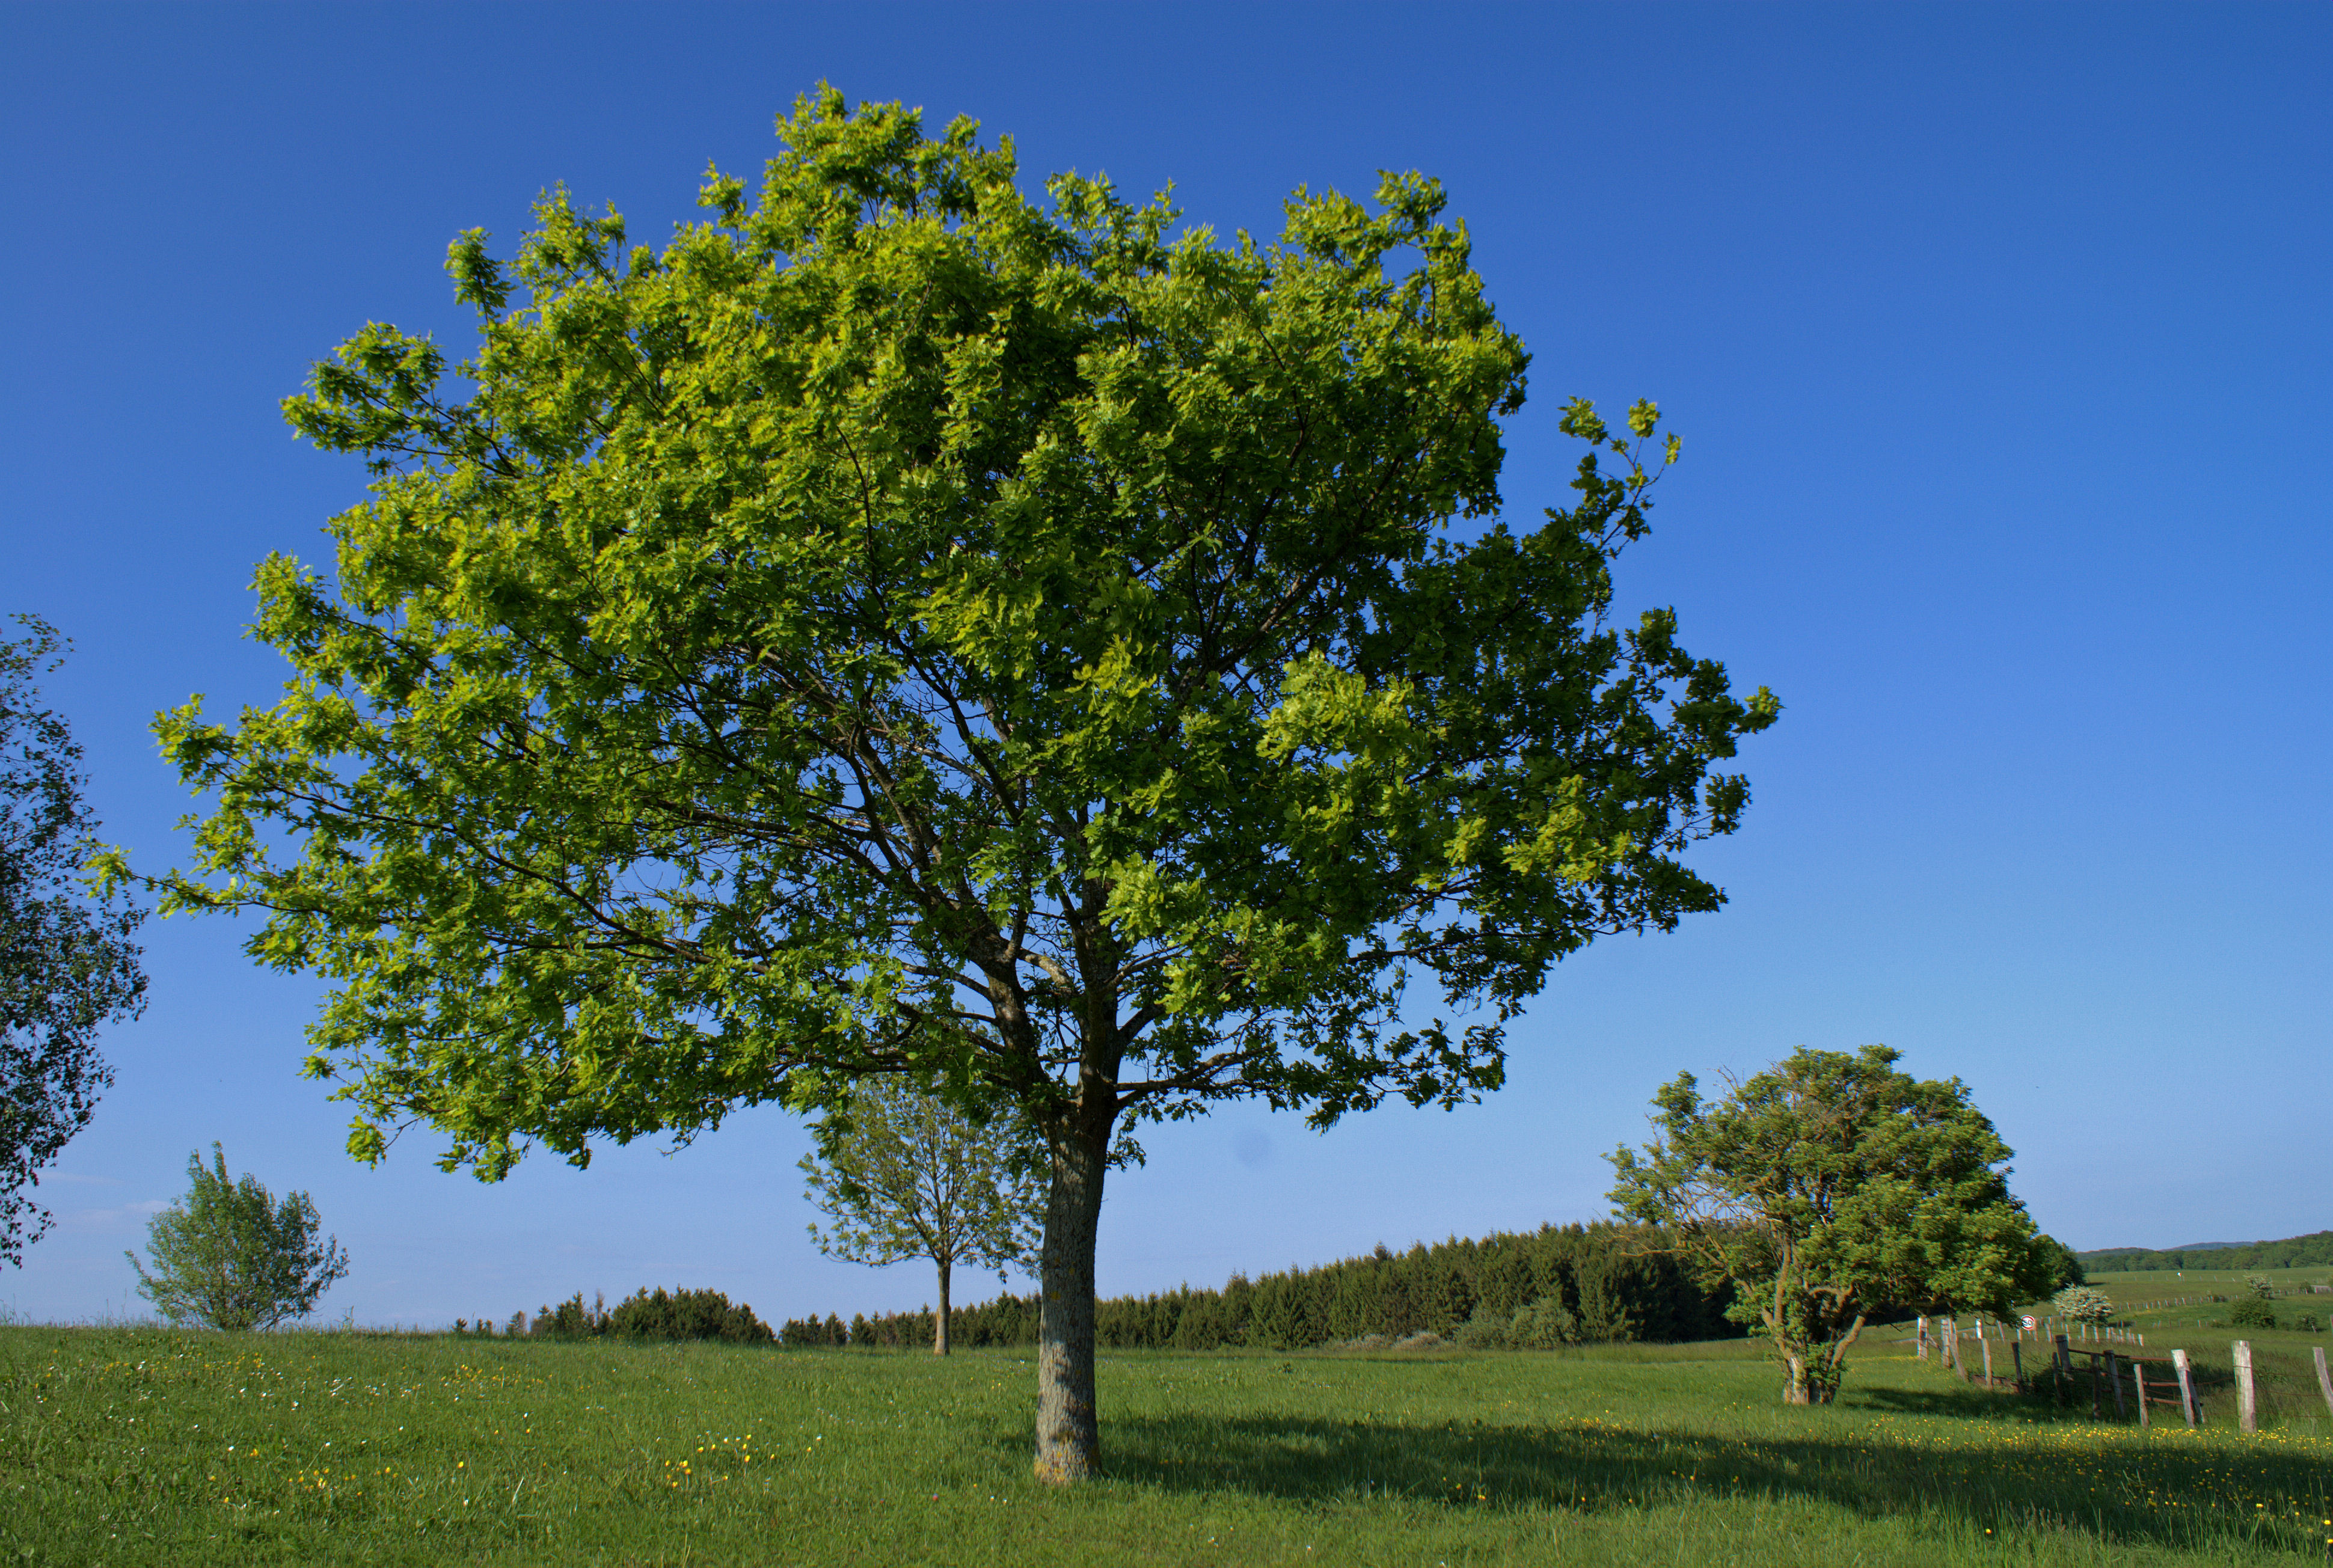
top-left (1849, 1383), bottom-right (2067, 1422)
top-left (1067, 1403), bottom-right (2331, 1556)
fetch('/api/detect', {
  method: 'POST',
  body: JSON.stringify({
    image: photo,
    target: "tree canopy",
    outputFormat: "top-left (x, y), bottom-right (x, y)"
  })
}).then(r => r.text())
top-left (1, 615), bottom-right (147, 1265)
top-left (800, 1076), bottom-right (1043, 1353)
top-left (129, 88), bottom-right (1778, 1478)
top-left (1608, 1045), bottom-right (2051, 1404)
top-left (127, 1144), bottom-right (351, 1331)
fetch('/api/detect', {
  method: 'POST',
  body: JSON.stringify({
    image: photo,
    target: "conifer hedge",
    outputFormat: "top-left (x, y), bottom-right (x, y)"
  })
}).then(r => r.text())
top-left (785, 1223), bottom-right (1731, 1350)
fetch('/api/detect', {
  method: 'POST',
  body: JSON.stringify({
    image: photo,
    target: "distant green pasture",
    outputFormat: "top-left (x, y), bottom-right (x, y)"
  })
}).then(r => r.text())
top-left (4, 1324), bottom-right (2327, 1566)
top-left (2058, 1268), bottom-right (2333, 1432)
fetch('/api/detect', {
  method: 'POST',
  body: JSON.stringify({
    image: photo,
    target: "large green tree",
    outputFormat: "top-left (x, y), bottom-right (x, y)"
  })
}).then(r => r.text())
top-left (1608, 1045), bottom-right (2053, 1404)
top-left (126, 90), bottom-right (1777, 1480)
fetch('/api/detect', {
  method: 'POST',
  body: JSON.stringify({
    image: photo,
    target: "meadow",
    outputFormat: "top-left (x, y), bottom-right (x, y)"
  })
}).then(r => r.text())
top-left (2077, 1269), bottom-right (2333, 1431)
top-left (5, 1278), bottom-right (2329, 1568)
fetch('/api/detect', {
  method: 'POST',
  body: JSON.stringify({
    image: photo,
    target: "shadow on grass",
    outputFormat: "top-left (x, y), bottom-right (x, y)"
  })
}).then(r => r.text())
top-left (1849, 1383), bottom-right (2065, 1423)
top-left (1058, 1405), bottom-right (2332, 1557)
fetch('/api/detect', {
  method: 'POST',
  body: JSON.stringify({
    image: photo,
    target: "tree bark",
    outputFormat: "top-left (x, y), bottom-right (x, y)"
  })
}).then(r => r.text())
top-left (1033, 1118), bottom-right (1108, 1484)
top-left (935, 1256), bottom-right (951, 1356)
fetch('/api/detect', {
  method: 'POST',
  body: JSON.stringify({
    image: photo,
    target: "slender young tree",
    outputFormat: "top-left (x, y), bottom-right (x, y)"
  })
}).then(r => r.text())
top-left (1608, 1045), bottom-right (2052, 1404)
top-left (118, 90), bottom-right (1778, 1480)
top-left (800, 1076), bottom-right (1042, 1353)
top-left (2, 616), bottom-right (147, 1264)
top-left (127, 1144), bottom-right (351, 1331)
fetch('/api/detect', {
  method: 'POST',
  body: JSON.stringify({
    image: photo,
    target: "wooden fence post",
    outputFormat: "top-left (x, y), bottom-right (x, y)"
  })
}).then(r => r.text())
top-left (1981, 1334), bottom-right (1994, 1386)
top-left (2053, 1334), bottom-right (2070, 1406)
top-left (2172, 1348), bottom-right (2200, 1427)
top-left (2011, 1340), bottom-right (2023, 1389)
top-left (2316, 1347), bottom-right (2333, 1419)
top-left (2132, 1361), bottom-right (2149, 1428)
top-left (1917, 1315), bottom-right (1929, 1359)
top-left (2233, 1341), bottom-right (2257, 1434)
top-left (2106, 1350), bottom-right (2126, 1420)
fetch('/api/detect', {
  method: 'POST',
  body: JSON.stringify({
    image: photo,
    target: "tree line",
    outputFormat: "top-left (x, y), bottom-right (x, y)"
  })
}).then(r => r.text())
top-left (465, 1286), bottom-right (776, 1343)
top-left (2074, 1231), bottom-right (2333, 1273)
top-left (782, 1222), bottom-right (1731, 1352)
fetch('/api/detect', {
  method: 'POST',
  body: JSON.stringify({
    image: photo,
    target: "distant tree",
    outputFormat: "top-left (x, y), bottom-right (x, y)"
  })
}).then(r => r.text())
top-left (127, 1144), bottom-right (349, 1330)
top-left (801, 1077), bottom-right (1043, 1354)
top-left (2243, 1273), bottom-right (2275, 1300)
top-left (607, 1285), bottom-right (775, 1343)
top-left (1609, 1045), bottom-right (2053, 1404)
top-left (2031, 1234), bottom-right (2085, 1291)
top-left (1, 616), bottom-right (148, 1264)
top-left (2050, 1284), bottom-right (2114, 1324)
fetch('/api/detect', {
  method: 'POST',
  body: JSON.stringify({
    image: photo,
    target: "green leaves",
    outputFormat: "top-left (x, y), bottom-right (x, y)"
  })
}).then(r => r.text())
top-left (149, 88), bottom-right (1776, 1189)
top-left (126, 1144), bottom-right (349, 1331)
top-left (1608, 1046), bottom-right (2051, 1403)
top-left (800, 1075), bottom-right (1042, 1282)
top-left (2, 615), bottom-right (147, 1265)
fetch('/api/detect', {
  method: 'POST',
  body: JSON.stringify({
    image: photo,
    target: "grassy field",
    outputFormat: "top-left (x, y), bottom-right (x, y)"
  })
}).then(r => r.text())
top-left (2076, 1268), bottom-right (2333, 1430)
top-left (5, 1312), bottom-right (2330, 1567)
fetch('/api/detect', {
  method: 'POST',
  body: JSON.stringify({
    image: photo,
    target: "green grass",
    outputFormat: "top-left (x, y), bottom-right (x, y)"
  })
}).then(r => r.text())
top-left (2071, 1269), bottom-right (2333, 1430)
top-left (5, 1325), bottom-right (2329, 1566)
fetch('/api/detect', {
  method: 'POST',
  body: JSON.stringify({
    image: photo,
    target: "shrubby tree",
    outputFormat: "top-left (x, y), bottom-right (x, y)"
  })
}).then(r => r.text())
top-left (2228, 1296), bottom-right (2275, 1329)
top-left (800, 1076), bottom-right (1043, 1355)
top-left (1610, 1045), bottom-right (2052, 1404)
top-left (127, 1144), bottom-right (350, 1330)
top-left (126, 90), bottom-right (1777, 1480)
top-left (1, 616), bottom-right (147, 1264)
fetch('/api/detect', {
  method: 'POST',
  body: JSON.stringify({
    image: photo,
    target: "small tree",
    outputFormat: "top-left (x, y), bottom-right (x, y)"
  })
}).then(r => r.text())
top-left (1609, 1045), bottom-right (2052, 1404)
top-left (1, 616), bottom-right (147, 1264)
top-left (2243, 1273), bottom-right (2275, 1300)
top-left (801, 1077), bottom-right (1042, 1353)
top-left (2051, 1284), bottom-right (2114, 1324)
top-left (127, 1144), bottom-right (349, 1330)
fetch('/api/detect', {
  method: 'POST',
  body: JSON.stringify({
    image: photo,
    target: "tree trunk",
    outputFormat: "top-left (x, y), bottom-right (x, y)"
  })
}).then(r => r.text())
top-left (934, 1256), bottom-right (951, 1356)
top-left (1033, 1119), bottom-right (1108, 1484)
top-left (1783, 1353), bottom-right (1811, 1404)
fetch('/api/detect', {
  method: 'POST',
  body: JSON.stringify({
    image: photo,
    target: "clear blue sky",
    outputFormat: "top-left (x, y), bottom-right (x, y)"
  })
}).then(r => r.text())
top-left (2, 2), bottom-right (2325, 1329)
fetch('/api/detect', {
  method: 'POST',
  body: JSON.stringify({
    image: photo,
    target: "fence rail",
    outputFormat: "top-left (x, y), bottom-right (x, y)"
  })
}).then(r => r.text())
top-left (1911, 1317), bottom-right (2333, 1432)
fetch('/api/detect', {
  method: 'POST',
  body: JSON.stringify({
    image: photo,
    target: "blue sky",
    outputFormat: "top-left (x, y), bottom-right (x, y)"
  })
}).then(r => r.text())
top-left (2, 2), bottom-right (2325, 1329)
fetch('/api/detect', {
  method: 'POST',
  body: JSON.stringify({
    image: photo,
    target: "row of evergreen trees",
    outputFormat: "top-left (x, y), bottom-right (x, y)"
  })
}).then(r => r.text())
top-left (787, 1223), bottom-right (1734, 1350)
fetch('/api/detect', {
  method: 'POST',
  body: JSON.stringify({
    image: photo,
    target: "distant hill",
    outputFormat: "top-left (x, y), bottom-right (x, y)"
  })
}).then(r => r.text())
top-left (2168, 1241), bottom-right (2248, 1253)
top-left (2077, 1230), bottom-right (2333, 1273)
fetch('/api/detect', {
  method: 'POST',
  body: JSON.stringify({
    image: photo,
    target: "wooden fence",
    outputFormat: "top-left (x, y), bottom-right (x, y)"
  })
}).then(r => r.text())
top-left (1916, 1313), bottom-right (2145, 1358)
top-left (1912, 1317), bottom-right (2333, 1433)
